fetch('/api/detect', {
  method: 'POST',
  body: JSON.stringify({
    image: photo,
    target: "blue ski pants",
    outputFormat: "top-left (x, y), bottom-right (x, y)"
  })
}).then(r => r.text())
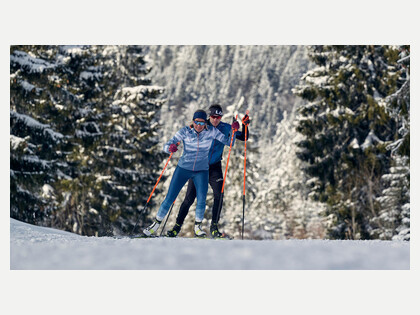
top-left (156, 166), bottom-right (209, 222)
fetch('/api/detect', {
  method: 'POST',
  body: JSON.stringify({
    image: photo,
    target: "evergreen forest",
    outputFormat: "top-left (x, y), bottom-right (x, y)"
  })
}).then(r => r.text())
top-left (10, 45), bottom-right (410, 240)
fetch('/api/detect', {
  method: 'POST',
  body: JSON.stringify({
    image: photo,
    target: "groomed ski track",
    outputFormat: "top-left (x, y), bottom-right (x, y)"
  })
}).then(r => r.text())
top-left (10, 218), bottom-right (409, 270)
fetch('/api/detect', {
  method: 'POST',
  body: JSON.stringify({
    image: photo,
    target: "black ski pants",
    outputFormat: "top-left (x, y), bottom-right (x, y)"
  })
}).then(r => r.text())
top-left (175, 161), bottom-right (224, 225)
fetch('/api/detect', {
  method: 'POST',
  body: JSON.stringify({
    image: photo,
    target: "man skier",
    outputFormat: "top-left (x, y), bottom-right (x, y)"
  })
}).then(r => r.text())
top-left (166, 104), bottom-right (250, 238)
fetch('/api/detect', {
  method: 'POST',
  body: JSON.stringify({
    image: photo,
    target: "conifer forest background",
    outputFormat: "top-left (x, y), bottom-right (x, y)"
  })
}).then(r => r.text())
top-left (10, 45), bottom-right (410, 241)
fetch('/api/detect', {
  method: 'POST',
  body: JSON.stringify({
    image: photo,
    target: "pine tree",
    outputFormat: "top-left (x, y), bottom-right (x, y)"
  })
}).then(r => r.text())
top-left (10, 112), bottom-right (63, 223)
top-left (293, 45), bottom-right (400, 239)
top-left (10, 46), bottom-right (65, 224)
top-left (250, 108), bottom-right (326, 239)
top-left (10, 45), bottom-right (165, 236)
top-left (51, 45), bottom-right (106, 235)
top-left (374, 156), bottom-right (409, 239)
top-left (374, 46), bottom-right (410, 240)
top-left (94, 82), bottom-right (165, 234)
top-left (10, 45), bottom-right (107, 231)
top-left (53, 46), bottom-right (166, 235)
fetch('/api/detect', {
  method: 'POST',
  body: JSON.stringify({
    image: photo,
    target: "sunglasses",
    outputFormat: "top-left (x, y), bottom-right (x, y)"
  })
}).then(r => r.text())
top-left (210, 115), bottom-right (222, 119)
top-left (194, 120), bottom-right (206, 126)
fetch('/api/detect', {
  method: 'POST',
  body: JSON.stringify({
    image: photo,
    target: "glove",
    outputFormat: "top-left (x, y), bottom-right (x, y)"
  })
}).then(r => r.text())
top-left (231, 121), bottom-right (240, 131)
top-left (169, 144), bottom-right (178, 153)
top-left (242, 114), bottom-right (250, 126)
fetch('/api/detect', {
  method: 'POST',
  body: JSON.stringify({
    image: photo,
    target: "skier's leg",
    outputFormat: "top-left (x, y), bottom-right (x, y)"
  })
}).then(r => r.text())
top-left (192, 170), bottom-right (210, 222)
top-left (209, 161), bottom-right (224, 224)
top-left (156, 166), bottom-right (191, 221)
top-left (175, 179), bottom-right (197, 226)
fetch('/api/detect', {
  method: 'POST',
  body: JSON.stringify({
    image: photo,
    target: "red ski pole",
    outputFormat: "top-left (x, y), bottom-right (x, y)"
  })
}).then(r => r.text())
top-left (215, 115), bottom-right (238, 223)
top-left (242, 110), bottom-right (249, 240)
top-left (131, 142), bottom-right (180, 234)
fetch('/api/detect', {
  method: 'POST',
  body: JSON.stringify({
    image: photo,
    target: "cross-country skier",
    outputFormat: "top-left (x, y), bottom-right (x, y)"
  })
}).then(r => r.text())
top-left (142, 109), bottom-right (238, 238)
top-left (166, 104), bottom-right (250, 238)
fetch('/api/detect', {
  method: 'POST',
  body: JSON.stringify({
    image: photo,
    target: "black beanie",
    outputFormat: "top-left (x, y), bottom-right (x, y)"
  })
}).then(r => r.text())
top-left (209, 104), bottom-right (223, 116)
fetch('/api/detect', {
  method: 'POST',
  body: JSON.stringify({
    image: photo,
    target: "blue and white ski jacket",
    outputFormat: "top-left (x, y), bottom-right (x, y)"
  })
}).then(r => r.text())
top-left (163, 125), bottom-right (232, 171)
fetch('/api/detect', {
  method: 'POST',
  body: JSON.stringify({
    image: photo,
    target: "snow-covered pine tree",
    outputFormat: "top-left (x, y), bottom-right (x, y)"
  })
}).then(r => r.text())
top-left (373, 46), bottom-right (410, 240)
top-left (10, 112), bottom-right (63, 223)
top-left (96, 83), bottom-right (165, 235)
top-left (10, 45), bottom-right (165, 236)
top-left (54, 46), bottom-right (108, 235)
top-left (10, 45), bottom-right (107, 233)
top-left (10, 46), bottom-right (65, 224)
top-left (292, 45), bottom-right (400, 239)
top-left (81, 46), bottom-right (165, 235)
top-left (250, 107), bottom-right (326, 239)
top-left (374, 156), bottom-right (410, 240)
top-left (146, 46), bottom-right (311, 143)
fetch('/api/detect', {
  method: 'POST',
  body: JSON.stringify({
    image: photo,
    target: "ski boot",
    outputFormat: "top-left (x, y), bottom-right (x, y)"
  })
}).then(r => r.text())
top-left (194, 221), bottom-right (207, 238)
top-left (167, 223), bottom-right (182, 237)
top-left (210, 222), bottom-right (230, 239)
top-left (143, 219), bottom-right (161, 237)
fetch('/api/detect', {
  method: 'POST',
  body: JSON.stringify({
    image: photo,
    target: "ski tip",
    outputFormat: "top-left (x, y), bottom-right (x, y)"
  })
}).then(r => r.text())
top-left (131, 234), bottom-right (160, 239)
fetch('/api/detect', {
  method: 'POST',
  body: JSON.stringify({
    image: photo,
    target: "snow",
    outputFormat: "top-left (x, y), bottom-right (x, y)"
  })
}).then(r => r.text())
top-left (397, 55), bottom-right (410, 63)
top-left (59, 45), bottom-right (85, 56)
top-left (329, 106), bottom-right (355, 117)
top-left (304, 74), bottom-right (328, 85)
top-left (10, 218), bottom-right (409, 270)
top-left (117, 85), bottom-right (164, 99)
top-left (23, 155), bottom-right (50, 169)
top-left (20, 80), bottom-right (36, 92)
top-left (41, 184), bottom-right (54, 198)
top-left (11, 111), bottom-right (64, 141)
top-left (79, 71), bottom-right (97, 81)
top-left (349, 137), bottom-right (360, 149)
top-left (10, 50), bottom-right (56, 73)
top-left (10, 135), bottom-right (26, 150)
top-left (361, 130), bottom-right (383, 150)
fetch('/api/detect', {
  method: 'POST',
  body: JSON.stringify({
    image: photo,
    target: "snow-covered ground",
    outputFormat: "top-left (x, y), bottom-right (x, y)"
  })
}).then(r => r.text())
top-left (10, 218), bottom-right (409, 270)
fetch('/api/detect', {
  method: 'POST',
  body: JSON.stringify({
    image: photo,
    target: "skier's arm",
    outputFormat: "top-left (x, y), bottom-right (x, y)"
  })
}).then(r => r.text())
top-left (163, 128), bottom-right (184, 154)
top-left (235, 124), bottom-right (249, 141)
top-left (236, 114), bottom-right (250, 141)
top-left (213, 127), bottom-right (232, 147)
top-left (213, 121), bottom-right (239, 147)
